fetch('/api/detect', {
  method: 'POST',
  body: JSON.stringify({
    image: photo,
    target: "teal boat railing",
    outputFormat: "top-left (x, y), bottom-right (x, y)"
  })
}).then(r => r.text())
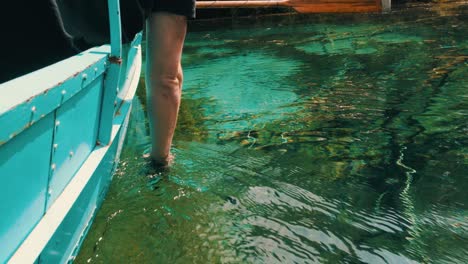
top-left (98, 0), bottom-right (123, 146)
top-left (0, 0), bottom-right (142, 262)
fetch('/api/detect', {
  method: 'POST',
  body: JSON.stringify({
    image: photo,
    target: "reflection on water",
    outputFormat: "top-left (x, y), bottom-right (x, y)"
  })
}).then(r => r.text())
top-left (76, 3), bottom-right (467, 263)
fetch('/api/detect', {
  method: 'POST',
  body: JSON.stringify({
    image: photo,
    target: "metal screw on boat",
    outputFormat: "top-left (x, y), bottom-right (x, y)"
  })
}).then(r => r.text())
top-left (51, 164), bottom-right (56, 171)
top-left (62, 90), bottom-right (66, 95)
top-left (55, 120), bottom-right (60, 126)
top-left (53, 144), bottom-right (58, 150)
top-left (70, 151), bottom-right (74, 157)
top-left (31, 106), bottom-right (36, 112)
top-left (82, 73), bottom-right (88, 80)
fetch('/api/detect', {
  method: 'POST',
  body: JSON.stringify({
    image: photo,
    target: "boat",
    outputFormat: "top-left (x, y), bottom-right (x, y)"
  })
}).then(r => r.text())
top-left (0, 0), bottom-right (142, 262)
top-left (196, 0), bottom-right (391, 13)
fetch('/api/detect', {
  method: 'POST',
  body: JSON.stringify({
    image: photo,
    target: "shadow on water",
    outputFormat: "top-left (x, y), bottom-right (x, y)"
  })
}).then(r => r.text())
top-left (76, 2), bottom-right (467, 263)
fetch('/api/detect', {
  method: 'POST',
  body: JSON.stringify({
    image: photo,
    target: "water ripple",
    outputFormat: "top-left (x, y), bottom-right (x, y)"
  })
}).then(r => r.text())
top-left (76, 7), bottom-right (468, 263)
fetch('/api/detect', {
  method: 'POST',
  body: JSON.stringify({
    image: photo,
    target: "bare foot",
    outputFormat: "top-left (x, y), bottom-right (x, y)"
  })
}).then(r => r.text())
top-left (151, 153), bottom-right (174, 168)
top-left (142, 152), bottom-right (174, 169)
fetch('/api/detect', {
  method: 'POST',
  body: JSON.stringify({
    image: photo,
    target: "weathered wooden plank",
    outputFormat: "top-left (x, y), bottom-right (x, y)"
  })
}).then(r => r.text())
top-left (197, 0), bottom-right (287, 8)
top-left (294, 2), bottom-right (381, 13)
top-left (196, 0), bottom-right (382, 13)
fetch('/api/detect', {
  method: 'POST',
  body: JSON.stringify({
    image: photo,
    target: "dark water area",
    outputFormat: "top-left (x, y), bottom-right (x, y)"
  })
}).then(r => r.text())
top-left (76, 2), bottom-right (467, 263)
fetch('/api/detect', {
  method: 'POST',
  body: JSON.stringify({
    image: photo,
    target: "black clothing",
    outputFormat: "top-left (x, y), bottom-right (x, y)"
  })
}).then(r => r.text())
top-left (0, 0), bottom-right (194, 83)
top-left (138, 0), bottom-right (196, 19)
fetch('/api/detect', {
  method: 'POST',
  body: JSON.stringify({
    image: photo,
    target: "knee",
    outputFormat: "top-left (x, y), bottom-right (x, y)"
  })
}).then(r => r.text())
top-left (177, 66), bottom-right (183, 90)
top-left (154, 73), bottom-right (181, 99)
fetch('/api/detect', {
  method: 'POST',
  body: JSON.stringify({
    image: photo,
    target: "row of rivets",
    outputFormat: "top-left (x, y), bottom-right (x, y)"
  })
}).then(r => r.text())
top-left (28, 62), bottom-right (104, 129)
top-left (48, 158), bottom-right (55, 195)
top-left (45, 62), bottom-right (104, 199)
top-left (50, 115), bottom-right (59, 198)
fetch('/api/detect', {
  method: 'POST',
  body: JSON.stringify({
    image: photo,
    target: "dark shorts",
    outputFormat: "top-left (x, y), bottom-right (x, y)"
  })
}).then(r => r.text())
top-left (138, 0), bottom-right (196, 19)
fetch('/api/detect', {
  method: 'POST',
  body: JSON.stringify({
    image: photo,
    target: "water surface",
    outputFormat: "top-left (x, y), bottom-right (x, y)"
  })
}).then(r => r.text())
top-left (77, 3), bottom-right (467, 263)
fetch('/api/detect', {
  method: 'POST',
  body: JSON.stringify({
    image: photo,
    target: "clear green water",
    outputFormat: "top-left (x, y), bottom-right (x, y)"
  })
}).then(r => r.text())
top-left (76, 4), bottom-right (467, 263)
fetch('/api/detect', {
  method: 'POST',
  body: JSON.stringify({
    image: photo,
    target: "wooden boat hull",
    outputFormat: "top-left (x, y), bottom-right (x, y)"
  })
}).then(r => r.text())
top-left (0, 31), bottom-right (142, 263)
top-left (292, 0), bottom-right (382, 13)
top-left (196, 0), bottom-right (387, 13)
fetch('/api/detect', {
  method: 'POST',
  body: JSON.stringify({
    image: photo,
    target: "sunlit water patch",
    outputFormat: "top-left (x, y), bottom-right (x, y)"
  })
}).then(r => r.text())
top-left (76, 4), bottom-right (467, 263)
top-left (183, 51), bottom-right (301, 133)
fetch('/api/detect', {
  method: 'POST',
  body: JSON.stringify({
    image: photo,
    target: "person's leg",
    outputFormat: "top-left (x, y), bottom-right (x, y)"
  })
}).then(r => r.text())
top-left (145, 12), bottom-right (187, 166)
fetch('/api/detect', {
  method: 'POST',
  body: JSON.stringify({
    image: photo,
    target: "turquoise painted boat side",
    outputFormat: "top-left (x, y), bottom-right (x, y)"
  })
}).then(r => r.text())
top-left (40, 110), bottom-right (128, 264)
top-left (98, 0), bottom-right (123, 146)
top-left (1, 0), bottom-right (143, 262)
top-left (4, 31), bottom-right (142, 264)
top-left (0, 47), bottom-right (108, 263)
top-left (0, 114), bottom-right (54, 262)
top-left (46, 76), bottom-right (104, 209)
top-left (116, 33), bottom-right (143, 111)
top-left (0, 47), bottom-right (108, 147)
top-left (36, 37), bottom-right (141, 262)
